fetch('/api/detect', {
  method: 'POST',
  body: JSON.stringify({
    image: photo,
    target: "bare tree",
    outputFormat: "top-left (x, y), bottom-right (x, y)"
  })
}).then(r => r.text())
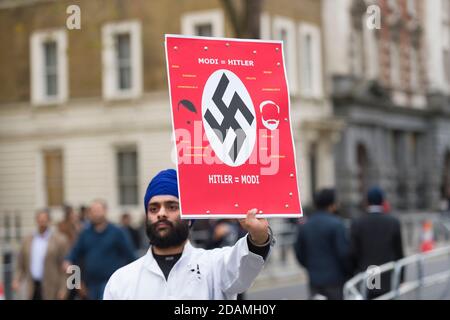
top-left (219, 0), bottom-right (264, 39)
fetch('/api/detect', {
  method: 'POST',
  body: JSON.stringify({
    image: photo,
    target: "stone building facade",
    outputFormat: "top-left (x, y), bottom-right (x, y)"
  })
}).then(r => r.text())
top-left (323, 0), bottom-right (450, 216)
top-left (0, 0), bottom-right (335, 229)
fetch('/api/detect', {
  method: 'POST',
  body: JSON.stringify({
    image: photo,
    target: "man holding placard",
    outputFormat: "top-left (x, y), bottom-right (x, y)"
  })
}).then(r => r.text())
top-left (103, 169), bottom-right (274, 299)
top-left (104, 34), bottom-right (303, 299)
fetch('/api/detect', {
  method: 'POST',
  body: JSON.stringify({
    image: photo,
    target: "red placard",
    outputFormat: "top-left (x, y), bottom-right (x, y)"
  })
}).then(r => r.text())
top-left (165, 35), bottom-right (302, 219)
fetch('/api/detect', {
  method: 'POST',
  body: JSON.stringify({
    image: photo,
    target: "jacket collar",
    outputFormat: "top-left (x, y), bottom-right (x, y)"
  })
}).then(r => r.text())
top-left (313, 210), bottom-right (334, 218)
top-left (143, 241), bottom-right (194, 278)
top-left (368, 205), bottom-right (384, 214)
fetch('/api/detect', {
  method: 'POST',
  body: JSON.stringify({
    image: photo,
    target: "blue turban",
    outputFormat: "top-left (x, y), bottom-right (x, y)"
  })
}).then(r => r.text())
top-left (367, 186), bottom-right (384, 206)
top-left (144, 169), bottom-right (179, 213)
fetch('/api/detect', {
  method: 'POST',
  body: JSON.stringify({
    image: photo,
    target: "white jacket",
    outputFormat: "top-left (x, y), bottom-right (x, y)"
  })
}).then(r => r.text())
top-left (103, 235), bottom-right (270, 300)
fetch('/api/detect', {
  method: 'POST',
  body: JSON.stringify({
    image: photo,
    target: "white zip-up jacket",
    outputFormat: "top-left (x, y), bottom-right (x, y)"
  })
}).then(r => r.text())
top-left (103, 235), bottom-right (270, 299)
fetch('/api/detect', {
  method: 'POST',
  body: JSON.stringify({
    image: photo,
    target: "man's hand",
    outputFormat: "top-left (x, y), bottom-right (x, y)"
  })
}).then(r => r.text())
top-left (239, 209), bottom-right (270, 245)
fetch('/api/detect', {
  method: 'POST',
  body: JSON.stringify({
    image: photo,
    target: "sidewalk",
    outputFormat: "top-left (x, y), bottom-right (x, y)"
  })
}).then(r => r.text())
top-left (250, 248), bottom-right (307, 291)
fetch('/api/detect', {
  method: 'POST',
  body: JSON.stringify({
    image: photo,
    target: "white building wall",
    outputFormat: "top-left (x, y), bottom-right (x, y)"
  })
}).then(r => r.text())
top-left (0, 92), bottom-right (174, 228)
top-left (0, 142), bottom-right (37, 224)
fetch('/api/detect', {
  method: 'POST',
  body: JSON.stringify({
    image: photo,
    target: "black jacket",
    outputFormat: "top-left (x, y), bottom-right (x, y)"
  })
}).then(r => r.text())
top-left (350, 210), bottom-right (404, 298)
top-left (294, 211), bottom-right (351, 287)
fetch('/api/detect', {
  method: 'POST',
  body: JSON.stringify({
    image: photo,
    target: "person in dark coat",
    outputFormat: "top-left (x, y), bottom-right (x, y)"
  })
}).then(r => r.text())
top-left (350, 187), bottom-right (404, 299)
top-left (64, 200), bottom-right (137, 300)
top-left (294, 188), bottom-right (351, 300)
top-left (120, 213), bottom-right (142, 253)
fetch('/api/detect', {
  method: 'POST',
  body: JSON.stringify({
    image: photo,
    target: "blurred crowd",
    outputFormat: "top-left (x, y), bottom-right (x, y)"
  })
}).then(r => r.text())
top-left (10, 186), bottom-right (450, 300)
top-left (297, 185), bottom-right (450, 300)
top-left (293, 187), bottom-right (405, 300)
top-left (10, 200), bottom-right (249, 300)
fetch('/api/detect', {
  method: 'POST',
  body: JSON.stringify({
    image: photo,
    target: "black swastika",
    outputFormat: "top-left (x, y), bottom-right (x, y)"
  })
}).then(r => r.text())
top-left (203, 73), bottom-right (255, 162)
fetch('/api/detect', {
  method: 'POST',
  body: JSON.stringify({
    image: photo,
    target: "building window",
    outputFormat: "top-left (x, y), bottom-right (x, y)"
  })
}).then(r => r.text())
top-left (299, 23), bottom-right (323, 98)
top-left (30, 29), bottom-right (68, 105)
top-left (259, 13), bottom-right (271, 40)
top-left (390, 42), bottom-right (401, 87)
top-left (351, 32), bottom-right (362, 76)
top-left (116, 33), bottom-right (132, 90)
top-left (102, 20), bottom-right (142, 100)
top-left (43, 41), bottom-right (58, 97)
top-left (444, 36), bottom-right (450, 86)
top-left (363, 18), bottom-right (379, 80)
top-left (443, 0), bottom-right (450, 85)
top-left (273, 16), bottom-right (298, 95)
top-left (302, 33), bottom-right (313, 94)
top-left (407, 0), bottom-right (416, 17)
top-left (181, 9), bottom-right (224, 37)
top-left (195, 24), bottom-right (213, 37)
top-left (350, 13), bottom-right (364, 78)
top-left (117, 148), bottom-right (139, 206)
top-left (44, 149), bottom-right (64, 207)
top-left (410, 47), bottom-right (419, 90)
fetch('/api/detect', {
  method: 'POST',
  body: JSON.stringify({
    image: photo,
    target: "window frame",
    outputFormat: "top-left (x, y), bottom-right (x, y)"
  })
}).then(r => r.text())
top-left (116, 146), bottom-right (139, 207)
top-left (410, 47), bottom-right (419, 90)
top-left (442, 0), bottom-right (450, 88)
top-left (30, 29), bottom-right (68, 106)
top-left (298, 22), bottom-right (323, 98)
top-left (42, 149), bottom-right (64, 208)
top-left (390, 41), bottom-right (401, 88)
top-left (102, 20), bottom-right (143, 101)
top-left (273, 16), bottom-right (298, 96)
top-left (181, 9), bottom-right (224, 37)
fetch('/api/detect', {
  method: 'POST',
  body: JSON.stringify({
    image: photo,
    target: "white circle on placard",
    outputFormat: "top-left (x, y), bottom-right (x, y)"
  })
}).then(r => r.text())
top-left (202, 69), bottom-right (256, 167)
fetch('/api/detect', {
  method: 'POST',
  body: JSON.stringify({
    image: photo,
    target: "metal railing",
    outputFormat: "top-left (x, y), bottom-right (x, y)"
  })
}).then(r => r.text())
top-left (344, 245), bottom-right (450, 300)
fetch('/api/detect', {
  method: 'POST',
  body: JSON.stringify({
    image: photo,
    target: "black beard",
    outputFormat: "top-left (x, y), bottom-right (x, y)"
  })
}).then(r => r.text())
top-left (146, 218), bottom-right (189, 249)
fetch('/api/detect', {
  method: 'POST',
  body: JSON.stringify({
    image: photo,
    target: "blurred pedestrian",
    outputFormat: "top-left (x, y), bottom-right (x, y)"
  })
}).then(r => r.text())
top-left (120, 212), bottom-right (141, 253)
top-left (190, 219), bottom-right (212, 248)
top-left (350, 186), bottom-right (404, 299)
top-left (58, 204), bottom-right (84, 300)
top-left (63, 199), bottom-right (136, 300)
top-left (78, 205), bottom-right (90, 229)
top-left (294, 188), bottom-right (350, 300)
top-left (12, 209), bottom-right (70, 300)
top-left (137, 215), bottom-right (149, 253)
top-left (58, 204), bottom-right (81, 246)
top-left (206, 219), bottom-right (244, 249)
top-left (103, 169), bottom-right (273, 299)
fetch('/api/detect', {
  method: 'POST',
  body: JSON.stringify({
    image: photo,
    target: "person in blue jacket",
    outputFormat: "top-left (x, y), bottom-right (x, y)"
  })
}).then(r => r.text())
top-left (294, 188), bottom-right (351, 300)
top-left (64, 199), bottom-right (136, 300)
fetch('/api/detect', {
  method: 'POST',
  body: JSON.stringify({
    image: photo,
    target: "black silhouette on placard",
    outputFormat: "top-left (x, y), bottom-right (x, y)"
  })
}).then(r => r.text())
top-left (177, 99), bottom-right (197, 125)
